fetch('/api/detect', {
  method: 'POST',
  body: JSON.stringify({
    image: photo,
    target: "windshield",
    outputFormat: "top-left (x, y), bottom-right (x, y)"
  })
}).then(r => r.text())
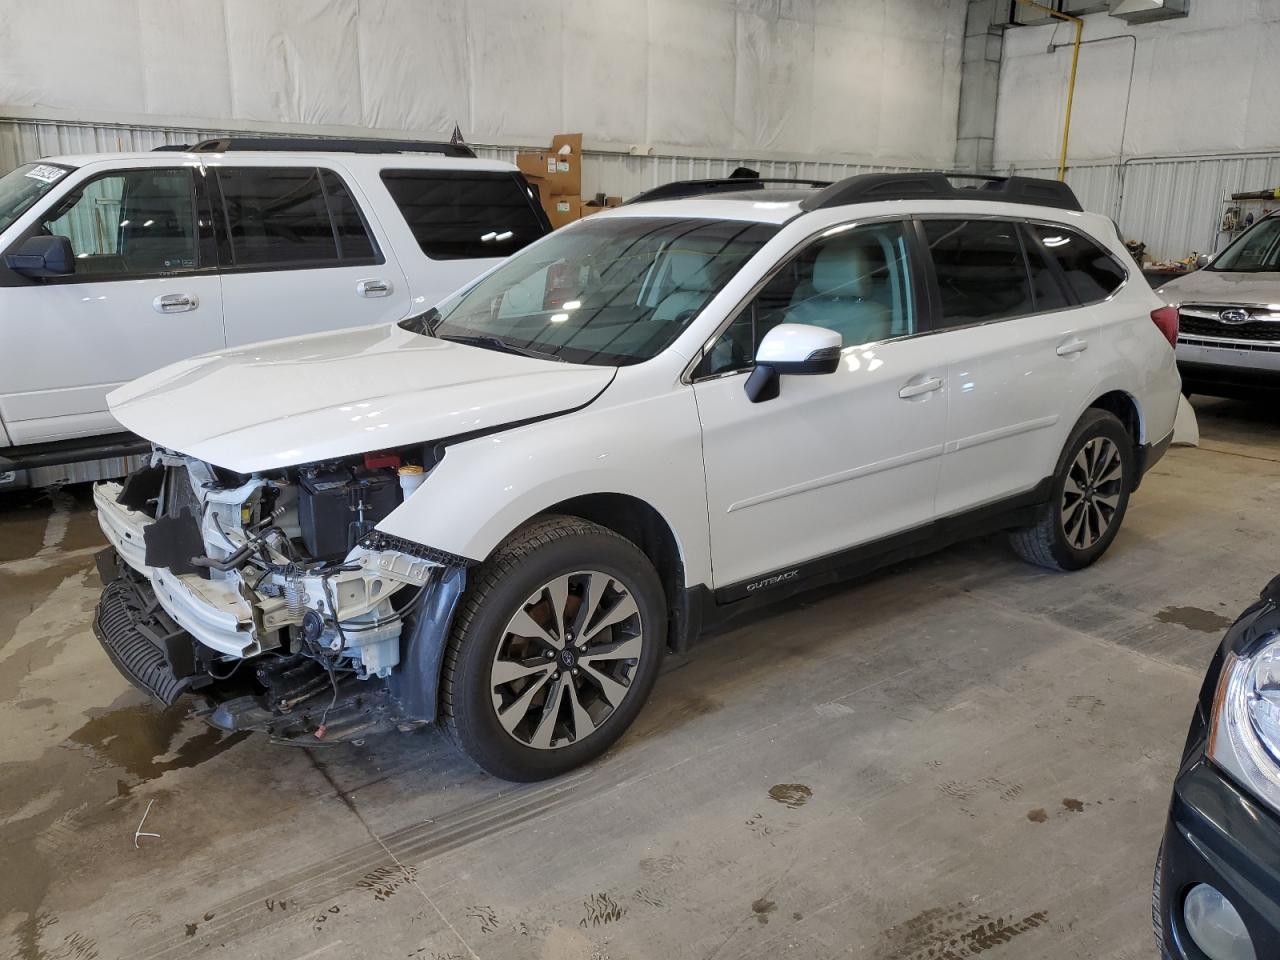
top-left (423, 216), bottom-right (779, 365)
top-left (0, 163), bottom-right (72, 235)
top-left (1211, 215), bottom-right (1280, 272)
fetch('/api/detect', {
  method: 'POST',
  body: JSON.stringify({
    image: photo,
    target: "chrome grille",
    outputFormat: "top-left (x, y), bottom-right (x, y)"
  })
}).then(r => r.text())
top-left (1178, 303), bottom-right (1280, 343)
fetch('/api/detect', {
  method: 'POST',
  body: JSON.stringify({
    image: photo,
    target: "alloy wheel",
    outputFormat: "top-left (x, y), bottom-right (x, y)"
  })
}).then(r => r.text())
top-left (1060, 436), bottom-right (1124, 550)
top-left (489, 570), bottom-right (645, 750)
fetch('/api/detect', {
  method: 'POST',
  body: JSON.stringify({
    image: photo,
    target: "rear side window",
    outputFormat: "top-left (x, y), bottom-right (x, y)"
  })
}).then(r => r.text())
top-left (381, 170), bottom-right (546, 260)
top-left (1031, 224), bottom-right (1126, 303)
top-left (215, 167), bottom-right (379, 270)
top-left (922, 220), bottom-right (1033, 326)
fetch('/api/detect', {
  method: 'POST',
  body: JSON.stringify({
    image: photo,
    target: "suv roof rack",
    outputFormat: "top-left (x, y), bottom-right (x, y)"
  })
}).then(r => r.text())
top-left (625, 176), bottom-right (833, 206)
top-left (178, 137), bottom-right (477, 158)
top-left (800, 172), bottom-right (1081, 212)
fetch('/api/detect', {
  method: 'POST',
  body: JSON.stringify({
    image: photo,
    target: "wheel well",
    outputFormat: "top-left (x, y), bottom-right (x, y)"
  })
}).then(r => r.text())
top-left (537, 493), bottom-right (688, 652)
top-left (1089, 390), bottom-right (1141, 446)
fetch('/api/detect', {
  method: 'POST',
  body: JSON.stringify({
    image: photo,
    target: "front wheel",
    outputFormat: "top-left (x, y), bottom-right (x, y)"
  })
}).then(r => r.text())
top-left (440, 515), bottom-right (666, 781)
top-left (1008, 409), bottom-right (1134, 571)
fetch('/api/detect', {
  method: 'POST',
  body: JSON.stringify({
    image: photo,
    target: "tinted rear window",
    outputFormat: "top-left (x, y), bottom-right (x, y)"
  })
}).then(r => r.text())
top-left (381, 170), bottom-right (546, 260)
top-left (1031, 224), bottom-right (1126, 303)
top-left (923, 219), bottom-right (1034, 326)
top-left (215, 167), bottom-right (380, 270)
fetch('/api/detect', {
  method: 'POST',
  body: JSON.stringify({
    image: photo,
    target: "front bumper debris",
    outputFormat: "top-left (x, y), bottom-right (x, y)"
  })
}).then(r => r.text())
top-left (93, 550), bottom-right (208, 705)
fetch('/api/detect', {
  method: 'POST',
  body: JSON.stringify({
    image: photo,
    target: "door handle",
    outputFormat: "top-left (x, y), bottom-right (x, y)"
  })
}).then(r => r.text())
top-left (1056, 337), bottom-right (1089, 357)
top-left (898, 376), bottom-right (943, 399)
top-left (357, 278), bottom-right (392, 298)
top-left (153, 293), bottom-right (198, 314)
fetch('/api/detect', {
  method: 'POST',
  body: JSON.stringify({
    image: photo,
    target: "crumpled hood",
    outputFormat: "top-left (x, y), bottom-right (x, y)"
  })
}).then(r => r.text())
top-left (108, 324), bottom-right (615, 473)
top-left (1158, 269), bottom-right (1280, 306)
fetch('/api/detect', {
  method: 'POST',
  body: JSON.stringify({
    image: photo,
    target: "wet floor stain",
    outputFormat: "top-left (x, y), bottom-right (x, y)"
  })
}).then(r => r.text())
top-left (767, 783), bottom-right (812, 809)
top-left (1027, 808), bottom-right (1048, 823)
top-left (1155, 605), bottom-right (1235, 634)
top-left (751, 897), bottom-right (777, 925)
top-left (1062, 798), bottom-right (1085, 813)
top-left (68, 702), bottom-right (248, 790)
top-left (879, 902), bottom-right (1048, 959)
top-left (358, 864), bottom-right (419, 903)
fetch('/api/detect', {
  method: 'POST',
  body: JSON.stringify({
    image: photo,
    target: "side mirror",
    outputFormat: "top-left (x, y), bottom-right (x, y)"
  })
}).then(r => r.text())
top-left (745, 323), bottom-right (842, 403)
top-left (1194, 253), bottom-right (1213, 270)
top-left (4, 235), bottom-right (74, 278)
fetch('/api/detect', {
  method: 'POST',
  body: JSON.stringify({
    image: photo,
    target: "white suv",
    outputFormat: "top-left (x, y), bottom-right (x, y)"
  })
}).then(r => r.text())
top-left (91, 173), bottom-right (1181, 781)
top-left (0, 138), bottom-right (550, 484)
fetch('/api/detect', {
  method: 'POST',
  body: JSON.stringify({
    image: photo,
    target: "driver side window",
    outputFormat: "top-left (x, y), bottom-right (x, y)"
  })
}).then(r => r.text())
top-left (697, 219), bottom-right (916, 377)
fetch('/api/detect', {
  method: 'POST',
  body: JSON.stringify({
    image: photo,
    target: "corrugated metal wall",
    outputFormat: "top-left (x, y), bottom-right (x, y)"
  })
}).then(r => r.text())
top-left (1017, 153), bottom-right (1280, 262)
top-left (1, 118), bottom-right (924, 208)
top-left (15, 117), bottom-right (1274, 262)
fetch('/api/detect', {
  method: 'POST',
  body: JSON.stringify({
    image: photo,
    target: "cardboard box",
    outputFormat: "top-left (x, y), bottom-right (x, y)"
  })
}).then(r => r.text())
top-left (547, 196), bottom-right (584, 230)
top-left (515, 132), bottom-right (583, 197)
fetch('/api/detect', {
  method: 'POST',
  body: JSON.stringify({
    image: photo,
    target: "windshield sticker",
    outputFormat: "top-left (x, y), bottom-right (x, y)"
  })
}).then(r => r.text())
top-left (24, 164), bottom-right (67, 185)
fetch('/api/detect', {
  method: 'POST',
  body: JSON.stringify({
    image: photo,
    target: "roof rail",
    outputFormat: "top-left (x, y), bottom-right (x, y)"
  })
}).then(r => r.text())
top-left (183, 137), bottom-right (477, 158)
top-left (625, 176), bottom-right (832, 206)
top-left (799, 172), bottom-right (1082, 213)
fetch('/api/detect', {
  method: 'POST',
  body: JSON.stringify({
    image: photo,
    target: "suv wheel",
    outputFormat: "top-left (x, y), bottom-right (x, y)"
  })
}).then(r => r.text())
top-left (440, 515), bottom-right (665, 781)
top-left (1008, 409), bottom-right (1134, 571)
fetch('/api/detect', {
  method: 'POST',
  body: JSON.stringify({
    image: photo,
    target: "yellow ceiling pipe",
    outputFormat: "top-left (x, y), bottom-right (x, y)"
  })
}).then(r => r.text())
top-left (1013, 0), bottom-right (1084, 181)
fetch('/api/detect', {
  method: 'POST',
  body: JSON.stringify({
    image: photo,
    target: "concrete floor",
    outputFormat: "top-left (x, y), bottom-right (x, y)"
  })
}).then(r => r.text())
top-left (1, 397), bottom-right (1273, 960)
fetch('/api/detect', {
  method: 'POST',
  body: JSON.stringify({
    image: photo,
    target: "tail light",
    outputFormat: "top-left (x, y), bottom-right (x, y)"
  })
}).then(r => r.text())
top-left (1151, 306), bottom-right (1179, 348)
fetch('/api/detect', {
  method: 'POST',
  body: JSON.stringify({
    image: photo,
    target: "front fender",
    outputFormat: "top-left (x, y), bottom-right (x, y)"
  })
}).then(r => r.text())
top-left (375, 387), bottom-right (712, 588)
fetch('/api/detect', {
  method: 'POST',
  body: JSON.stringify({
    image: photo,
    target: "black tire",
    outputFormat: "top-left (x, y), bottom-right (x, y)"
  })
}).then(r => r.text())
top-left (1008, 408), bottom-right (1135, 571)
top-left (440, 515), bottom-right (665, 781)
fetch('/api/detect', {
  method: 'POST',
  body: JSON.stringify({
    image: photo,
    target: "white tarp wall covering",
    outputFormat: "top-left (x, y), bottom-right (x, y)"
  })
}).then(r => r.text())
top-left (0, 0), bottom-right (967, 186)
top-left (993, 1), bottom-right (1280, 261)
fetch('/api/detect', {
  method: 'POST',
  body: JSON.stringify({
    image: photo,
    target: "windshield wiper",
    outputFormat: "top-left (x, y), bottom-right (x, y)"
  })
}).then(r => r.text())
top-left (439, 334), bottom-right (563, 362)
top-left (398, 308), bottom-right (440, 336)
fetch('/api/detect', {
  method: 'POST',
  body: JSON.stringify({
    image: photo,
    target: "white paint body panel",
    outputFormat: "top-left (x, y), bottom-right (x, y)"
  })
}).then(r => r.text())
top-left (694, 339), bottom-right (946, 587)
top-left (108, 323), bottom-right (614, 475)
top-left (0, 151), bottom-right (528, 446)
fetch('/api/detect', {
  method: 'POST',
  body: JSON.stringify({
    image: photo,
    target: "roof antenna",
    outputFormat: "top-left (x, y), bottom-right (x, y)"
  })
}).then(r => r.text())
top-left (450, 123), bottom-right (466, 146)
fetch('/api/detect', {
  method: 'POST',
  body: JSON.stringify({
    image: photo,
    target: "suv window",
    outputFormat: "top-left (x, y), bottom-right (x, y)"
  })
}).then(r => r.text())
top-left (699, 220), bottom-right (916, 377)
top-left (215, 167), bottom-right (379, 269)
top-left (381, 170), bottom-right (546, 260)
top-left (35, 168), bottom-right (199, 280)
top-left (1030, 224), bottom-right (1126, 302)
top-left (922, 219), bottom-right (1033, 327)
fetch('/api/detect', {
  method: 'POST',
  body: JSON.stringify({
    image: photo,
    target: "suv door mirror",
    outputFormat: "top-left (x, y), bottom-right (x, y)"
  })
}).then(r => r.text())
top-left (4, 235), bottom-right (74, 278)
top-left (745, 323), bottom-right (842, 403)
top-left (1195, 253), bottom-right (1213, 270)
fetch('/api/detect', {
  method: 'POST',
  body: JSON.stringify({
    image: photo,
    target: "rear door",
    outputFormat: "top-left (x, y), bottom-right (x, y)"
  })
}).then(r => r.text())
top-left (0, 163), bottom-right (225, 443)
top-left (211, 162), bottom-right (411, 345)
top-left (923, 217), bottom-right (1101, 517)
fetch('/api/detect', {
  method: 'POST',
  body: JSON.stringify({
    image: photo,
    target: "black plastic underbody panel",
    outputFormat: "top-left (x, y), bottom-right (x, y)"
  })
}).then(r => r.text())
top-left (92, 552), bottom-right (203, 705)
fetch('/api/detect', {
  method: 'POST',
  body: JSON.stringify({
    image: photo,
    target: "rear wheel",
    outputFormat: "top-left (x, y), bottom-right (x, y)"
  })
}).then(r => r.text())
top-left (1009, 409), bottom-right (1134, 571)
top-left (440, 515), bottom-right (665, 781)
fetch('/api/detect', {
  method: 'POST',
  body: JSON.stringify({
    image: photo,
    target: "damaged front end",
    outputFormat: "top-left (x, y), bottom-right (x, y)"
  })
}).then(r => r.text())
top-left (92, 449), bottom-right (467, 744)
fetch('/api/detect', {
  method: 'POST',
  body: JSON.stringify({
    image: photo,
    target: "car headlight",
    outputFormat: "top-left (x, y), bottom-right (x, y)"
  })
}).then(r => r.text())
top-left (1209, 633), bottom-right (1280, 813)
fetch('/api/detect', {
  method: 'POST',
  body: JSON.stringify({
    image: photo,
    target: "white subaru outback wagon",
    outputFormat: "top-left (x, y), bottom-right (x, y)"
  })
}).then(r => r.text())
top-left (92, 173), bottom-right (1182, 781)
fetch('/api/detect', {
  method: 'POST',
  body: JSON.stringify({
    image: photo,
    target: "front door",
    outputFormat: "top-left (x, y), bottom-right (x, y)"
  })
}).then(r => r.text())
top-left (0, 165), bottom-right (225, 443)
top-left (693, 219), bottom-right (948, 595)
top-left (211, 164), bottom-right (411, 346)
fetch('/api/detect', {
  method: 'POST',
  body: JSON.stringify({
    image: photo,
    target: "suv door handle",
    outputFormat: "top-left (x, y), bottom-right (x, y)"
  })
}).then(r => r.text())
top-left (898, 376), bottom-right (943, 399)
top-left (357, 278), bottom-right (392, 298)
top-left (1056, 337), bottom-right (1089, 357)
top-left (153, 293), bottom-right (198, 314)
